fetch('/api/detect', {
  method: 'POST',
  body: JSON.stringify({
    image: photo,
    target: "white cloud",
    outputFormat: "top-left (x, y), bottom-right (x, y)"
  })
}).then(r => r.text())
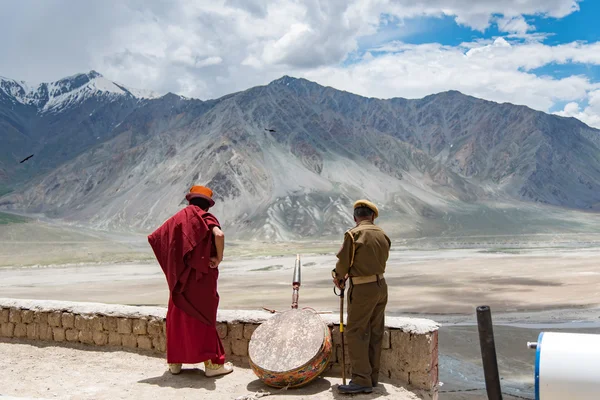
top-left (497, 16), bottom-right (534, 34)
top-left (555, 91), bottom-right (600, 128)
top-left (1, 0), bottom-right (598, 126)
top-left (360, 0), bottom-right (580, 32)
top-left (195, 57), bottom-right (224, 68)
top-left (303, 40), bottom-right (597, 113)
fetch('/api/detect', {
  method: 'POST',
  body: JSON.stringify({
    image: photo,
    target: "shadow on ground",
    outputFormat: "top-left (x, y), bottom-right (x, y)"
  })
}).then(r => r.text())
top-left (138, 369), bottom-right (224, 390)
top-left (246, 377), bottom-right (331, 396)
top-left (246, 378), bottom-right (392, 399)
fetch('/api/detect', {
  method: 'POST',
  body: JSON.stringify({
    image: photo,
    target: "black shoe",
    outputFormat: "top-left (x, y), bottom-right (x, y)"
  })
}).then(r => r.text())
top-left (338, 382), bottom-right (373, 394)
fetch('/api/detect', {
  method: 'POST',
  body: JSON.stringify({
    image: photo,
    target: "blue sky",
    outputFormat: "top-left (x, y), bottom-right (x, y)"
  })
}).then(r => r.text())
top-left (329, 0), bottom-right (600, 128)
top-left (396, 0), bottom-right (600, 47)
top-left (1, 0), bottom-right (599, 127)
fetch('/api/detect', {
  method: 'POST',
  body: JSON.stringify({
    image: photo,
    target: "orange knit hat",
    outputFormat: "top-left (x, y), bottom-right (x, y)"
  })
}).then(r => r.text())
top-left (185, 185), bottom-right (215, 207)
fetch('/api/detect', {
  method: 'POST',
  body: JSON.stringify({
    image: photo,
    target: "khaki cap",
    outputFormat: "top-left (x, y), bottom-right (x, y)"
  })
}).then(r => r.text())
top-left (353, 199), bottom-right (379, 219)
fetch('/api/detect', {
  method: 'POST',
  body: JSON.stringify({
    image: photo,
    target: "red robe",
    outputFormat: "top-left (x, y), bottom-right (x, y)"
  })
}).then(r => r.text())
top-left (148, 205), bottom-right (225, 364)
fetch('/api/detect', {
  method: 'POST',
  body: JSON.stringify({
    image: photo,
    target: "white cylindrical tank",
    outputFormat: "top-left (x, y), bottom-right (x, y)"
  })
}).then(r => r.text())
top-left (535, 332), bottom-right (600, 400)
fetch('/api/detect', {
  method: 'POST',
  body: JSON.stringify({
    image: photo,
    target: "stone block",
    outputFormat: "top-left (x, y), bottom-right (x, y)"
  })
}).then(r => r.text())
top-left (243, 324), bottom-right (258, 340)
top-left (93, 331), bottom-right (108, 346)
top-left (103, 317), bottom-right (118, 332)
top-left (138, 335), bottom-right (153, 350)
top-left (382, 329), bottom-right (390, 349)
top-left (62, 313), bottom-right (75, 328)
top-left (14, 323), bottom-right (27, 338)
top-left (21, 310), bottom-right (34, 324)
top-left (390, 330), bottom-right (411, 353)
top-left (430, 331), bottom-right (439, 361)
top-left (162, 320), bottom-right (167, 335)
top-left (152, 335), bottom-right (166, 353)
top-left (405, 333), bottom-right (435, 373)
top-left (53, 327), bottom-right (66, 342)
top-left (228, 323), bottom-right (243, 340)
top-left (216, 323), bottom-right (227, 339)
top-left (409, 367), bottom-right (438, 391)
top-left (1, 308), bottom-right (9, 323)
top-left (335, 344), bottom-right (350, 366)
top-left (91, 316), bottom-right (105, 332)
top-left (48, 312), bottom-right (62, 327)
top-left (133, 318), bottom-right (147, 335)
top-left (34, 312), bottom-right (48, 324)
top-left (222, 338), bottom-right (231, 356)
top-left (108, 332), bottom-right (122, 346)
top-left (39, 325), bottom-right (53, 341)
top-left (1, 322), bottom-right (15, 337)
top-left (117, 318), bottom-right (132, 334)
top-left (27, 324), bottom-right (39, 339)
top-left (75, 315), bottom-right (91, 331)
top-left (122, 334), bottom-right (138, 349)
top-left (332, 326), bottom-right (341, 346)
top-left (231, 339), bottom-right (248, 357)
top-left (65, 329), bottom-right (79, 342)
top-left (380, 348), bottom-right (409, 383)
top-left (9, 308), bottom-right (21, 323)
top-left (148, 319), bottom-right (162, 336)
top-left (79, 330), bottom-right (94, 345)
top-left (332, 344), bottom-right (352, 376)
top-left (431, 362), bottom-right (439, 388)
top-left (409, 332), bottom-right (434, 355)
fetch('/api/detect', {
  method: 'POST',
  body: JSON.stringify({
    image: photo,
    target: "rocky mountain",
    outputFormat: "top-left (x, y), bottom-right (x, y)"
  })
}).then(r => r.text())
top-left (0, 71), bottom-right (157, 185)
top-left (2, 73), bottom-right (600, 240)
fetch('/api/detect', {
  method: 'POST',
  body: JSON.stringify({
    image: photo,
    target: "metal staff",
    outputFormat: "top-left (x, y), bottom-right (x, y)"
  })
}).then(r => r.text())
top-left (333, 270), bottom-right (347, 385)
top-left (291, 254), bottom-right (301, 309)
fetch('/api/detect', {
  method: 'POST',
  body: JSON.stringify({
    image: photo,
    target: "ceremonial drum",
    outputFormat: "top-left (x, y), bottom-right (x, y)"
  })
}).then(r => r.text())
top-left (248, 308), bottom-right (332, 388)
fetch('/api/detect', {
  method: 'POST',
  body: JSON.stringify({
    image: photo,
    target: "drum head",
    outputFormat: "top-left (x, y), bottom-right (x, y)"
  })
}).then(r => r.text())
top-left (249, 309), bottom-right (326, 373)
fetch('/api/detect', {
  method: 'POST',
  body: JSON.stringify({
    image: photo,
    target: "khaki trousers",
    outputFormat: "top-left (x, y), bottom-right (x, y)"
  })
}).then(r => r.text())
top-left (346, 277), bottom-right (388, 387)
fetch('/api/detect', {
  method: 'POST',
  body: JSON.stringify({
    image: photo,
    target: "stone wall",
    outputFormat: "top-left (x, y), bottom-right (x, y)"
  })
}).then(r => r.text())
top-left (0, 298), bottom-right (439, 400)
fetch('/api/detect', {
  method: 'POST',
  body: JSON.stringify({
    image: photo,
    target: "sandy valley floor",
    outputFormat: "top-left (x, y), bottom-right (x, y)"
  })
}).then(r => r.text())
top-left (2, 248), bottom-right (600, 315)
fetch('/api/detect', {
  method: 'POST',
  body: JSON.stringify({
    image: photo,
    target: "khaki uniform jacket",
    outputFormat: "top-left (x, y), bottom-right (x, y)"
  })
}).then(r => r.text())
top-left (334, 220), bottom-right (391, 279)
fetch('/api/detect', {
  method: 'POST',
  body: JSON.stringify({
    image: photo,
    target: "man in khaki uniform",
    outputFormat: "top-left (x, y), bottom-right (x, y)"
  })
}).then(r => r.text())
top-left (332, 199), bottom-right (391, 394)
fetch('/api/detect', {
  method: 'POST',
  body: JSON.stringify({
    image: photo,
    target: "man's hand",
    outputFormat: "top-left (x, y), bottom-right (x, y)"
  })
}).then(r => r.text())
top-left (209, 256), bottom-right (222, 269)
top-left (332, 269), bottom-right (348, 290)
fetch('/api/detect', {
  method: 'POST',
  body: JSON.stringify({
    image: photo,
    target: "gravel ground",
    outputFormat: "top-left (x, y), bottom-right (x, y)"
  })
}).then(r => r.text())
top-left (0, 339), bottom-right (420, 400)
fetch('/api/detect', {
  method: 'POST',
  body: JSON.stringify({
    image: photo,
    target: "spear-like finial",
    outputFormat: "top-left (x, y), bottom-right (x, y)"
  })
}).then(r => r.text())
top-left (291, 254), bottom-right (301, 309)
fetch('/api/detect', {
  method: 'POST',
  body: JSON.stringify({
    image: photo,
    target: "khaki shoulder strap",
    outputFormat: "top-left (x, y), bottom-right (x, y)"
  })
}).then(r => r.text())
top-left (345, 229), bottom-right (356, 269)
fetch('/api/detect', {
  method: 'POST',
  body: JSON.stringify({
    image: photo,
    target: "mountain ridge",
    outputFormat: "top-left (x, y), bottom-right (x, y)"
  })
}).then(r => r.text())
top-left (2, 72), bottom-right (600, 240)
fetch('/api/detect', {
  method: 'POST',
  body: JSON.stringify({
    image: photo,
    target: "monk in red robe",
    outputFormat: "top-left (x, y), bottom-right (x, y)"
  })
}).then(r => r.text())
top-left (148, 185), bottom-right (233, 377)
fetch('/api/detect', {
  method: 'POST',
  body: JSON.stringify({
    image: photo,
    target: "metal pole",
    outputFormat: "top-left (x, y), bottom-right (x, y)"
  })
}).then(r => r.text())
top-left (340, 287), bottom-right (346, 385)
top-left (291, 254), bottom-right (301, 309)
top-left (476, 305), bottom-right (503, 400)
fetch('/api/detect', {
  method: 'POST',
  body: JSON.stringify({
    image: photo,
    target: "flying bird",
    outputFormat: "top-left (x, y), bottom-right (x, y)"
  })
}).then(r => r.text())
top-left (264, 128), bottom-right (276, 133)
top-left (19, 154), bottom-right (34, 163)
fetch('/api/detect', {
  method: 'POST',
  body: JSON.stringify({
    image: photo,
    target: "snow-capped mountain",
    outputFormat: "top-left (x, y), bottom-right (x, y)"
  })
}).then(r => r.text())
top-left (0, 71), bottom-right (165, 184)
top-left (0, 70), bottom-right (158, 113)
